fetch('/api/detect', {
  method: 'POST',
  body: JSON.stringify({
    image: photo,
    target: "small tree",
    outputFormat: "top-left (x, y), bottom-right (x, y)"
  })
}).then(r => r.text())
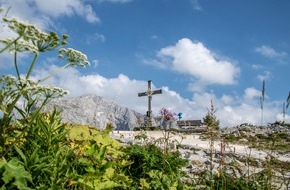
top-left (203, 100), bottom-right (220, 188)
top-left (203, 100), bottom-right (220, 130)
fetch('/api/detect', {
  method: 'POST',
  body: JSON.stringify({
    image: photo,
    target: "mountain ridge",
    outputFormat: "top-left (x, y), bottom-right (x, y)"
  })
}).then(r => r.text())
top-left (41, 94), bottom-right (143, 130)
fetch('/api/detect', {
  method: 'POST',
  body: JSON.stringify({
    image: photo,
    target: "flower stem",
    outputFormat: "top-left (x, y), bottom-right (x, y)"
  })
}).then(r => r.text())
top-left (14, 51), bottom-right (21, 81)
top-left (38, 63), bottom-right (70, 83)
top-left (0, 36), bottom-right (22, 53)
top-left (26, 53), bottom-right (39, 79)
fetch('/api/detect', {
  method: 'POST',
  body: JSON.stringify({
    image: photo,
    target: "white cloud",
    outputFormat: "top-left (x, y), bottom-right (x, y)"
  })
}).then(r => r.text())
top-left (0, 0), bottom-right (100, 68)
top-left (255, 45), bottom-right (288, 59)
top-left (95, 33), bottom-right (106, 42)
top-left (34, 0), bottom-right (100, 23)
top-left (251, 64), bottom-right (263, 70)
top-left (92, 59), bottom-right (99, 68)
top-left (156, 38), bottom-right (240, 89)
top-left (0, 0), bottom-right (52, 30)
top-left (0, 51), bottom-right (29, 69)
top-left (257, 71), bottom-right (271, 81)
top-left (83, 5), bottom-right (100, 23)
top-left (276, 113), bottom-right (290, 123)
top-left (243, 87), bottom-right (261, 100)
top-left (0, 0), bottom-right (100, 30)
top-left (220, 94), bottom-right (233, 105)
top-left (34, 0), bottom-right (77, 18)
top-left (30, 65), bottom-right (288, 128)
top-left (87, 33), bottom-right (106, 44)
top-left (190, 0), bottom-right (203, 11)
top-left (0, 51), bottom-right (15, 68)
top-left (142, 58), bottom-right (168, 70)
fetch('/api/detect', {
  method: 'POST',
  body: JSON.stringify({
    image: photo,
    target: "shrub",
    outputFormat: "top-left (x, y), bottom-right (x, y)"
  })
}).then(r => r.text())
top-left (122, 143), bottom-right (188, 189)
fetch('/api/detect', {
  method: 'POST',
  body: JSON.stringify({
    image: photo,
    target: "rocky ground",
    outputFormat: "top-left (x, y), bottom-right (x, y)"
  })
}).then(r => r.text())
top-left (110, 125), bottom-right (290, 188)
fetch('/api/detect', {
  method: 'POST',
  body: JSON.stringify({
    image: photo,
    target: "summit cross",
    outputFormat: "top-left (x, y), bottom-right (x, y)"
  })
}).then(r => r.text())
top-left (138, 80), bottom-right (162, 121)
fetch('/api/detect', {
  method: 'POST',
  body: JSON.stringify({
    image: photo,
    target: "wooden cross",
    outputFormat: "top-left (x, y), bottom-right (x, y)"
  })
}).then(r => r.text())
top-left (138, 80), bottom-right (162, 121)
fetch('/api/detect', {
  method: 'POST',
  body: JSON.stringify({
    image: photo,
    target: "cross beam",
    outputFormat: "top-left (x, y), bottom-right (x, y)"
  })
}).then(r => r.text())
top-left (138, 80), bottom-right (162, 121)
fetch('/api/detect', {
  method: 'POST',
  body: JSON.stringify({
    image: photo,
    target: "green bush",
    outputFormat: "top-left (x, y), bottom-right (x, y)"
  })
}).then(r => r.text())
top-left (122, 143), bottom-right (188, 189)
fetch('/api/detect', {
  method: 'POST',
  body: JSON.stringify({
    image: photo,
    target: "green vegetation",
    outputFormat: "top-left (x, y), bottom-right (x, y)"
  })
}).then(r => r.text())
top-left (203, 100), bottom-right (220, 131)
top-left (122, 143), bottom-right (188, 189)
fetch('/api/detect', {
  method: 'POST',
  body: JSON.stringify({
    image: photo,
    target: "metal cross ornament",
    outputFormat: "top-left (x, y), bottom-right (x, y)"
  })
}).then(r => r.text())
top-left (138, 80), bottom-right (162, 121)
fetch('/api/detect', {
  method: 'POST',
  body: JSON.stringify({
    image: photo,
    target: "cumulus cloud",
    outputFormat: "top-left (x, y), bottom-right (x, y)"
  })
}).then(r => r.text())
top-left (220, 94), bottom-right (234, 105)
top-left (34, 0), bottom-right (100, 23)
top-left (243, 87), bottom-right (261, 100)
top-left (31, 65), bottom-right (288, 127)
top-left (0, 0), bottom-right (100, 30)
top-left (0, 0), bottom-right (52, 30)
top-left (0, 0), bottom-right (100, 67)
top-left (155, 38), bottom-right (240, 89)
top-left (255, 45), bottom-right (288, 59)
top-left (35, 0), bottom-right (78, 17)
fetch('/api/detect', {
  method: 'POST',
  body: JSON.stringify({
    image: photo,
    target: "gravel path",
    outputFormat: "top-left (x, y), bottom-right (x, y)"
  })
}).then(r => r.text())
top-left (110, 131), bottom-right (290, 162)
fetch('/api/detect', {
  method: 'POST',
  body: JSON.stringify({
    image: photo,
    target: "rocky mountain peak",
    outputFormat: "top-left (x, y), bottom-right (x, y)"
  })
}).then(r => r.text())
top-left (42, 94), bottom-right (143, 130)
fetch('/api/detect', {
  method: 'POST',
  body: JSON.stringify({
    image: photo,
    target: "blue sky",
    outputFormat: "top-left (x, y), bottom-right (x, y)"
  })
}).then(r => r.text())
top-left (1, 0), bottom-right (289, 127)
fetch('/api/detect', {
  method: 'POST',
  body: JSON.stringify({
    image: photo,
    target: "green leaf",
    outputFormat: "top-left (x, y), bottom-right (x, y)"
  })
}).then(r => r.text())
top-left (140, 178), bottom-right (150, 189)
top-left (104, 167), bottom-right (115, 179)
top-left (94, 180), bottom-right (120, 189)
top-left (147, 170), bottom-right (159, 179)
top-left (85, 166), bottom-right (96, 173)
top-left (97, 145), bottom-right (108, 162)
top-left (1, 157), bottom-right (32, 190)
top-left (14, 146), bottom-right (27, 164)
